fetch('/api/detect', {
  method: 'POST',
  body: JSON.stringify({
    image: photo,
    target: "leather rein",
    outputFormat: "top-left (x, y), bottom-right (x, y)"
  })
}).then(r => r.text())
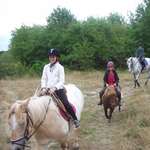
top-left (10, 98), bottom-right (51, 149)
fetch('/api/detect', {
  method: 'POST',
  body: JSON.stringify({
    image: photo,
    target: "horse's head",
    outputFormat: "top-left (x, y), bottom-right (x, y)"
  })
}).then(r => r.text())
top-left (127, 57), bottom-right (134, 72)
top-left (8, 99), bottom-right (30, 150)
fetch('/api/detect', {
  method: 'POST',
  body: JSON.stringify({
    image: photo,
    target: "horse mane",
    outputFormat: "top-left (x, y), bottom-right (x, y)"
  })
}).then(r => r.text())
top-left (9, 96), bottom-right (54, 124)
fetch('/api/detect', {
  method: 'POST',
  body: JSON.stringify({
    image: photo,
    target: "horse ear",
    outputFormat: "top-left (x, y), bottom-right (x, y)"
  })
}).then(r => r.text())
top-left (20, 98), bottom-right (30, 113)
top-left (8, 104), bottom-right (16, 119)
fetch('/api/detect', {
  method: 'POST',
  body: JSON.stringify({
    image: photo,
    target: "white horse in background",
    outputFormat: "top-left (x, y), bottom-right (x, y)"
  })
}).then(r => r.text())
top-left (8, 84), bottom-right (84, 150)
top-left (127, 57), bottom-right (150, 88)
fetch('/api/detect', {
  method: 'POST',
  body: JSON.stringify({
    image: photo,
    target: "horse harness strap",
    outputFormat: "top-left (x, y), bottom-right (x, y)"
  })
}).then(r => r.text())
top-left (27, 98), bottom-right (51, 140)
top-left (10, 98), bottom-right (51, 148)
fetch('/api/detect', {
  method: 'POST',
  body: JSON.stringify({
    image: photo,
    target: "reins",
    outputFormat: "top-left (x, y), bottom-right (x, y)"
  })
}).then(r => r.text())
top-left (10, 98), bottom-right (51, 149)
top-left (51, 93), bottom-right (72, 120)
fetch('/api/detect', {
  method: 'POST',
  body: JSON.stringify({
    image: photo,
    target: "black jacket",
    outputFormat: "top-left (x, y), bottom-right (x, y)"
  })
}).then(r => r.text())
top-left (136, 47), bottom-right (144, 58)
top-left (103, 70), bottom-right (119, 86)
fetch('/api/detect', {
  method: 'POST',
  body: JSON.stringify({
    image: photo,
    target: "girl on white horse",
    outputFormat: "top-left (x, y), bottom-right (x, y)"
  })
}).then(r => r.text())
top-left (40, 48), bottom-right (80, 128)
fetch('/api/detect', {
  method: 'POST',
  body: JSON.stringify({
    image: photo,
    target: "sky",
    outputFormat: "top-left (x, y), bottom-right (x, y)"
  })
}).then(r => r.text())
top-left (0, 0), bottom-right (143, 51)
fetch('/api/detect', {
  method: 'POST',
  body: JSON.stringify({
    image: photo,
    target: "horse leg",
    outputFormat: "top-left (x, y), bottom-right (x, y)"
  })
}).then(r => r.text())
top-left (61, 142), bottom-right (69, 150)
top-left (134, 73), bottom-right (140, 88)
top-left (104, 106), bottom-right (109, 119)
top-left (108, 108), bottom-right (114, 123)
top-left (70, 128), bottom-right (80, 150)
top-left (133, 73), bottom-right (137, 88)
top-left (72, 138), bottom-right (80, 150)
top-left (136, 80), bottom-right (140, 87)
top-left (145, 73), bottom-right (150, 86)
top-left (118, 104), bottom-right (121, 112)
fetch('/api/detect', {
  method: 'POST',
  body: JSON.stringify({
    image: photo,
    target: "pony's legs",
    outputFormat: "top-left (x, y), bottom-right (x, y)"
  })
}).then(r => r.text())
top-left (145, 72), bottom-right (150, 86)
top-left (108, 108), bottom-right (114, 123)
top-left (134, 73), bottom-right (140, 88)
top-left (104, 107), bottom-right (109, 119)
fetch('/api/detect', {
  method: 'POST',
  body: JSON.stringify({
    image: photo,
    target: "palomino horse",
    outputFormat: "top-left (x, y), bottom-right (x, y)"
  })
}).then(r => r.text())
top-left (102, 85), bottom-right (119, 122)
top-left (8, 84), bottom-right (84, 150)
top-left (127, 57), bottom-right (150, 88)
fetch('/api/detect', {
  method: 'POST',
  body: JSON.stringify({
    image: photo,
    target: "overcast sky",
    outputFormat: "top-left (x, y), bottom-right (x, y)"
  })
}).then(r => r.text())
top-left (0, 0), bottom-right (143, 51)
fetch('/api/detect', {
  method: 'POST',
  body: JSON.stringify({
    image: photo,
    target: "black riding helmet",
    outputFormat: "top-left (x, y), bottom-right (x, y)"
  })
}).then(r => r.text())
top-left (48, 48), bottom-right (60, 57)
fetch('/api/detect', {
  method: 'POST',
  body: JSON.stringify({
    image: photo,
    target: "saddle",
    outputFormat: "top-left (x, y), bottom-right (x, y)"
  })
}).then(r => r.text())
top-left (38, 88), bottom-right (76, 122)
top-left (51, 93), bottom-right (76, 122)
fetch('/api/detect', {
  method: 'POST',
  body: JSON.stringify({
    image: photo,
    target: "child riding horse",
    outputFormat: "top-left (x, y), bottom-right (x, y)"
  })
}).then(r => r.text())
top-left (40, 48), bottom-right (80, 128)
top-left (98, 61), bottom-right (121, 107)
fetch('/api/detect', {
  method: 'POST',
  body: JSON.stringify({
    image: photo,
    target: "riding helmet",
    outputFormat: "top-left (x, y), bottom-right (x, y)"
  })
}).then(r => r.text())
top-left (107, 61), bottom-right (114, 68)
top-left (48, 48), bottom-right (60, 57)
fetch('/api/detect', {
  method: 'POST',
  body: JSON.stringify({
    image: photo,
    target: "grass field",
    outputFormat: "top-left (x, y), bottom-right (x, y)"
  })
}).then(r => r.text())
top-left (1, 71), bottom-right (150, 150)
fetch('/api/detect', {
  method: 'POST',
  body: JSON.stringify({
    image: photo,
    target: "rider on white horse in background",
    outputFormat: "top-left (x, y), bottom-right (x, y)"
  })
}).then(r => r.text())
top-left (98, 61), bottom-right (121, 106)
top-left (136, 45), bottom-right (145, 73)
top-left (40, 48), bottom-right (80, 128)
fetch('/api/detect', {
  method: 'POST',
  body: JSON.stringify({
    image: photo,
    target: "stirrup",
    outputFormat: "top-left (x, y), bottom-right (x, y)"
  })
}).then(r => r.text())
top-left (74, 120), bottom-right (80, 128)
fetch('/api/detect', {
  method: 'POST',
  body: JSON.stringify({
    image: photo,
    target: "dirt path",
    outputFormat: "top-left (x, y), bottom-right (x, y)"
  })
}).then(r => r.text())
top-left (1, 71), bottom-right (150, 150)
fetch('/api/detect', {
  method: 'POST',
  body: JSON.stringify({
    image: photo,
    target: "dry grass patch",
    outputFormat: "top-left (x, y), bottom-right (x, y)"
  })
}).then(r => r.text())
top-left (1, 71), bottom-right (150, 150)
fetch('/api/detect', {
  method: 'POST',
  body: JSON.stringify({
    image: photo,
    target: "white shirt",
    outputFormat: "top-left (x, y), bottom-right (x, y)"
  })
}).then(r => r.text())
top-left (41, 62), bottom-right (65, 89)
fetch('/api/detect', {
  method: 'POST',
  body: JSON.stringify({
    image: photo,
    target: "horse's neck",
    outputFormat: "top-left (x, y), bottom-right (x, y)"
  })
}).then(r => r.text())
top-left (28, 96), bottom-right (54, 125)
top-left (132, 57), bottom-right (141, 72)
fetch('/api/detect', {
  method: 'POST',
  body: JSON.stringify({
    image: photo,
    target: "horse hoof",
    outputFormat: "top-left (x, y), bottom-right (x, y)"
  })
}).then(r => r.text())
top-left (72, 143), bottom-right (79, 150)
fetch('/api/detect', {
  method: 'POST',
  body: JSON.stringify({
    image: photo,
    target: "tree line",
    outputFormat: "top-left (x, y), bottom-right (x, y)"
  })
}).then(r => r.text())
top-left (1, 0), bottom-right (150, 77)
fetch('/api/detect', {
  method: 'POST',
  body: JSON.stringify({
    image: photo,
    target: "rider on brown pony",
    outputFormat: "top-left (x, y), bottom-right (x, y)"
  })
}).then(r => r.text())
top-left (98, 61), bottom-right (121, 106)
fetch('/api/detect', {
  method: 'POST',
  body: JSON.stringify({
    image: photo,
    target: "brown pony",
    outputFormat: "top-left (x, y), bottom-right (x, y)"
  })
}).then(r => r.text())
top-left (102, 85), bottom-right (119, 122)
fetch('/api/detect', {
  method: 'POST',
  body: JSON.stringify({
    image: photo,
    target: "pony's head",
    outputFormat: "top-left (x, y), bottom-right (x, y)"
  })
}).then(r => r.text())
top-left (8, 99), bottom-right (30, 150)
top-left (127, 57), bottom-right (134, 72)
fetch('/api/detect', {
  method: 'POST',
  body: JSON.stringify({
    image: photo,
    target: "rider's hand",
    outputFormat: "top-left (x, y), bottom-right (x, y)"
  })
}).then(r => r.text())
top-left (48, 87), bottom-right (57, 95)
top-left (40, 88), bottom-right (47, 96)
top-left (106, 84), bottom-right (109, 87)
top-left (113, 83), bottom-right (117, 87)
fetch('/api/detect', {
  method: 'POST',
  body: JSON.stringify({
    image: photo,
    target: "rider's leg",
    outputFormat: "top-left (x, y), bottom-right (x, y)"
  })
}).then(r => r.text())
top-left (98, 87), bottom-right (106, 105)
top-left (55, 89), bottom-right (80, 128)
top-left (141, 61), bottom-right (145, 73)
top-left (115, 86), bottom-right (121, 106)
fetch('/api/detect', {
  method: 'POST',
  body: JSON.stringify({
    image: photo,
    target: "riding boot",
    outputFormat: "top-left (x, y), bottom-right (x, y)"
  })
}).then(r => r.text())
top-left (141, 65), bottom-right (145, 73)
top-left (115, 87), bottom-right (121, 106)
top-left (98, 89), bottom-right (105, 105)
top-left (97, 99), bottom-right (103, 105)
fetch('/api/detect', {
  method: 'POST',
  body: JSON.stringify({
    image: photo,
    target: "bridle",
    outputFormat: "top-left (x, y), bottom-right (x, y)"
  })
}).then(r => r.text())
top-left (10, 98), bottom-right (51, 149)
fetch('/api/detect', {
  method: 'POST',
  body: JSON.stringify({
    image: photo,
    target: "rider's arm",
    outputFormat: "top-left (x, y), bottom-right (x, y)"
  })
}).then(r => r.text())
top-left (41, 65), bottom-right (48, 88)
top-left (103, 71), bottom-right (107, 86)
top-left (114, 71), bottom-right (119, 85)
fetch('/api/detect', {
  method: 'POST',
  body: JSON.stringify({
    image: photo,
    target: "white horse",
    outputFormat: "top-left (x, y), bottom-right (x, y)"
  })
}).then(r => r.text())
top-left (8, 84), bottom-right (84, 150)
top-left (127, 57), bottom-right (150, 87)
